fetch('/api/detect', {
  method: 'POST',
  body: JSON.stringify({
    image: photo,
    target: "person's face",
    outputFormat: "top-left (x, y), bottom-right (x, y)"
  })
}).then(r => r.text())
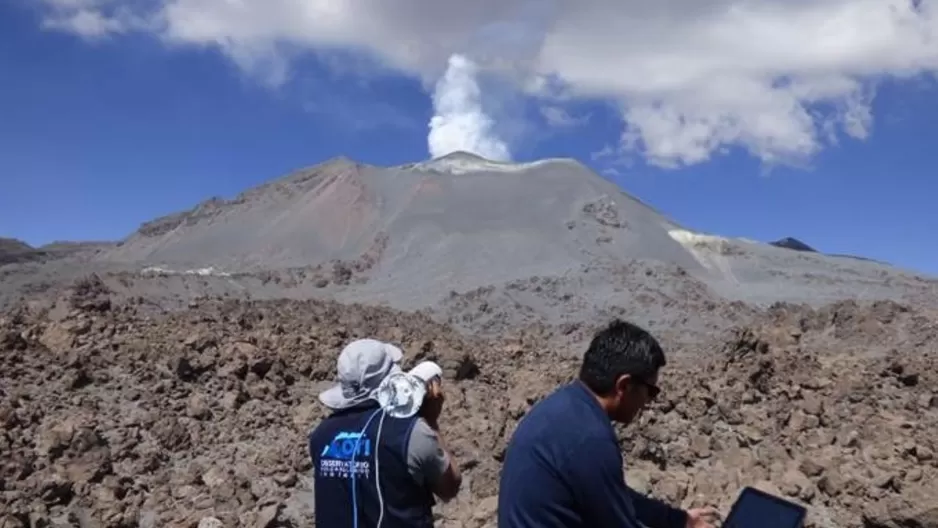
top-left (611, 371), bottom-right (660, 425)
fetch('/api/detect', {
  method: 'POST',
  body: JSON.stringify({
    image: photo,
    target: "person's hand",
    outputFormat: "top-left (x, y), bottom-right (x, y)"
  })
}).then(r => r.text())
top-left (419, 378), bottom-right (445, 429)
top-left (686, 507), bottom-right (720, 528)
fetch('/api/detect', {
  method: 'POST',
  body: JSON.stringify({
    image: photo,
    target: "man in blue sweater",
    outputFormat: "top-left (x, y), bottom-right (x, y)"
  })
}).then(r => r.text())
top-left (498, 319), bottom-right (720, 528)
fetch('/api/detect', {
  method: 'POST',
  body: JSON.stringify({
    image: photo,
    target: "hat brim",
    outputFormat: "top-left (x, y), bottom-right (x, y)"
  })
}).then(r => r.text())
top-left (384, 343), bottom-right (404, 363)
top-left (319, 384), bottom-right (369, 410)
top-left (319, 360), bottom-right (405, 410)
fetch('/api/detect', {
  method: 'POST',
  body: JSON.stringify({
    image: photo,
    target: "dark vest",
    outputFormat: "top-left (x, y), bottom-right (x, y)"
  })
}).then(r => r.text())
top-left (308, 402), bottom-right (436, 528)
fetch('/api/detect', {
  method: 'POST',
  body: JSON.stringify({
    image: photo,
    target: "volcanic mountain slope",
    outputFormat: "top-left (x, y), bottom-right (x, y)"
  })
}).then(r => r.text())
top-left (96, 152), bottom-right (705, 299)
top-left (2, 152), bottom-right (936, 333)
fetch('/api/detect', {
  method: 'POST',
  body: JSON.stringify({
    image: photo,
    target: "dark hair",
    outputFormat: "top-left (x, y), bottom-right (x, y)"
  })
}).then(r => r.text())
top-left (578, 319), bottom-right (666, 395)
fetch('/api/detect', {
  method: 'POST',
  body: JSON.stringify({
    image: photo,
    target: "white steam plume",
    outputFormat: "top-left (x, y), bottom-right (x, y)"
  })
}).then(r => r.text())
top-left (427, 54), bottom-right (511, 161)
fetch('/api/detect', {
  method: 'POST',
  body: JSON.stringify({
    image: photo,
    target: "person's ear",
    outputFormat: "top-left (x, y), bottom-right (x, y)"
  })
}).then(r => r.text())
top-left (614, 374), bottom-right (633, 398)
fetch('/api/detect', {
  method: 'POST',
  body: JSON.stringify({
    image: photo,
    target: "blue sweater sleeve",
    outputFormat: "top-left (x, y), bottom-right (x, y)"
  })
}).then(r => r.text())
top-left (628, 487), bottom-right (688, 528)
top-left (565, 437), bottom-right (687, 528)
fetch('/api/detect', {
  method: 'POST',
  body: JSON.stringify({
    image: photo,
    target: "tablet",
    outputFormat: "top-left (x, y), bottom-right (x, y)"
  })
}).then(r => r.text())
top-left (723, 487), bottom-right (807, 528)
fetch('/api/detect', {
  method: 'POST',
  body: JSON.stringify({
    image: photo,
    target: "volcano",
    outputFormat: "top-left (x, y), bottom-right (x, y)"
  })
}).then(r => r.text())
top-left (2, 153), bottom-right (935, 331)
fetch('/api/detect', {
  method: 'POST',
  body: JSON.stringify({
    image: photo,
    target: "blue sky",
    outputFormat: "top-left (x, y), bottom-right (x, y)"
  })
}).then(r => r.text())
top-left (2, 1), bottom-right (937, 276)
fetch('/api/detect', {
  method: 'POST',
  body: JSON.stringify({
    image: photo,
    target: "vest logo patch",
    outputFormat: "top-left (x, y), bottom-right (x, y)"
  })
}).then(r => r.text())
top-left (318, 430), bottom-right (372, 480)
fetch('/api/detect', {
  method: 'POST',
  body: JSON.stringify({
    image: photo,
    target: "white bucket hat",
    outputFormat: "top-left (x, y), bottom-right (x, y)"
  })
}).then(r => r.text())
top-left (319, 338), bottom-right (404, 410)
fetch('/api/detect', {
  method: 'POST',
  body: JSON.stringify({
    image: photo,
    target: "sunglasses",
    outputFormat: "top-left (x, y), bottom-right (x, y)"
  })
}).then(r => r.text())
top-left (635, 378), bottom-right (661, 400)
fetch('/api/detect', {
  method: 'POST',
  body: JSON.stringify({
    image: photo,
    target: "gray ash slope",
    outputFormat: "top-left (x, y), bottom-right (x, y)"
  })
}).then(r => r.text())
top-left (3, 152), bottom-right (936, 337)
top-left (103, 152), bottom-right (701, 278)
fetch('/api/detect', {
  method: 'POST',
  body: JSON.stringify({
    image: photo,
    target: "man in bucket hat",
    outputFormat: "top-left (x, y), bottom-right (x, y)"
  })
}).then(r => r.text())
top-left (308, 338), bottom-right (462, 527)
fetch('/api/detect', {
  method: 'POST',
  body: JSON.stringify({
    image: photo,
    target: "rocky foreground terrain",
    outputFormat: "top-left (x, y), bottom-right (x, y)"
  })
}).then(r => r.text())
top-left (2, 275), bottom-right (937, 527)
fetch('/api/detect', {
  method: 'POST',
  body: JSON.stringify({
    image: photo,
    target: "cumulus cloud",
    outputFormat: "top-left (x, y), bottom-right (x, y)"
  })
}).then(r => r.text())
top-left (35, 0), bottom-right (938, 168)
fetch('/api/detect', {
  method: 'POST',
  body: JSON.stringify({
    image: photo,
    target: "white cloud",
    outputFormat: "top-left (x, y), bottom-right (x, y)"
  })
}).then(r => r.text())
top-left (42, 9), bottom-right (122, 38)
top-left (540, 106), bottom-right (589, 128)
top-left (38, 0), bottom-right (152, 38)
top-left (36, 0), bottom-right (938, 168)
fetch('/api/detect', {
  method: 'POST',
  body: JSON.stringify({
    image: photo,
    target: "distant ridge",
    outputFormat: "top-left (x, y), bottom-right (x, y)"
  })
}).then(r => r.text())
top-left (0, 237), bottom-right (113, 266)
top-left (0, 238), bottom-right (36, 265)
top-left (768, 236), bottom-right (891, 266)
top-left (769, 237), bottom-right (817, 253)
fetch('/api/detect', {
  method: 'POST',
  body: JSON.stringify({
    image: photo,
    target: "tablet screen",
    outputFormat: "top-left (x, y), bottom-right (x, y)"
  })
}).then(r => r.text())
top-left (724, 488), bottom-right (806, 528)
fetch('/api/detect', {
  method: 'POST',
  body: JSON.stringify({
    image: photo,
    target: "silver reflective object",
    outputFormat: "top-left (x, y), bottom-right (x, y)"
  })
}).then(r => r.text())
top-left (374, 371), bottom-right (427, 418)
